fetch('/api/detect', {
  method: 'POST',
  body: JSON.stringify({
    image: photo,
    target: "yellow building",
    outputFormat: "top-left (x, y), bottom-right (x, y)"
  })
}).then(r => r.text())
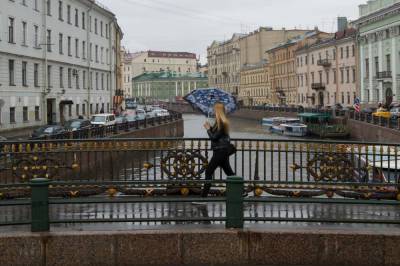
top-left (267, 30), bottom-right (332, 105)
top-left (239, 61), bottom-right (270, 106)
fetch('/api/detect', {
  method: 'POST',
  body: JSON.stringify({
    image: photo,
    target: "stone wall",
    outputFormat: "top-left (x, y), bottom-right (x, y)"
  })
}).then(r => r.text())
top-left (347, 119), bottom-right (400, 143)
top-left (230, 109), bottom-right (297, 121)
top-left (1, 228), bottom-right (399, 266)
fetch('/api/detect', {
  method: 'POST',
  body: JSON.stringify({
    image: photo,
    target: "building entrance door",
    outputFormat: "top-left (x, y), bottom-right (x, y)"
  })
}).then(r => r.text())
top-left (46, 99), bottom-right (56, 125)
top-left (385, 87), bottom-right (393, 107)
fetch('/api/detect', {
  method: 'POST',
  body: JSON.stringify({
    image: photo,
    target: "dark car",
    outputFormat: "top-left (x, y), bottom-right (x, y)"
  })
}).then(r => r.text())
top-left (64, 119), bottom-right (92, 131)
top-left (361, 107), bottom-right (377, 114)
top-left (30, 125), bottom-right (66, 139)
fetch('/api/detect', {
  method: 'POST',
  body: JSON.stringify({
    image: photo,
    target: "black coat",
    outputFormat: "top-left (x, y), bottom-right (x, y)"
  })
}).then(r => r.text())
top-left (207, 123), bottom-right (230, 150)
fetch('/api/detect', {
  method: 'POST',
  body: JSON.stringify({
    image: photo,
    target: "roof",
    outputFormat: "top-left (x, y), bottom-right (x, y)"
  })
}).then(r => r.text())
top-left (132, 71), bottom-right (207, 81)
top-left (147, 51), bottom-right (197, 59)
top-left (266, 30), bottom-right (322, 53)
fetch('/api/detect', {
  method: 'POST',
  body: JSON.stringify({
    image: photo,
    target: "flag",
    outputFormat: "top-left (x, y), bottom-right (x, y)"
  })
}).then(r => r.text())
top-left (353, 97), bottom-right (361, 113)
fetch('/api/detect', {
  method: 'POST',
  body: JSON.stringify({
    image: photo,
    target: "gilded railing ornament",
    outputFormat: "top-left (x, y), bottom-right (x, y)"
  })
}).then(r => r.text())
top-left (307, 152), bottom-right (355, 182)
top-left (161, 150), bottom-right (207, 180)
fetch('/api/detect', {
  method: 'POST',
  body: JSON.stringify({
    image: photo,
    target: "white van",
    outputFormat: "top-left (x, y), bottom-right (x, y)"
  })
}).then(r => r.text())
top-left (90, 114), bottom-right (116, 126)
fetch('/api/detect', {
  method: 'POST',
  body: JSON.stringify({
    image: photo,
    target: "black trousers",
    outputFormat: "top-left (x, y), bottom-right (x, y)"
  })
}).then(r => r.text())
top-left (202, 149), bottom-right (235, 197)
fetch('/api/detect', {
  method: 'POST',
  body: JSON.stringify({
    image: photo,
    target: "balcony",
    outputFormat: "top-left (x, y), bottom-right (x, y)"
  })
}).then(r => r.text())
top-left (376, 71), bottom-right (392, 80)
top-left (317, 59), bottom-right (331, 68)
top-left (311, 83), bottom-right (326, 90)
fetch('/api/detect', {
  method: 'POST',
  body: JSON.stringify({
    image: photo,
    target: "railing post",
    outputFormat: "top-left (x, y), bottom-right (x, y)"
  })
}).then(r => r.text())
top-left (226, 176), bottom-right (244, 229)
top-left (30, 178), bottom-right (50, 232)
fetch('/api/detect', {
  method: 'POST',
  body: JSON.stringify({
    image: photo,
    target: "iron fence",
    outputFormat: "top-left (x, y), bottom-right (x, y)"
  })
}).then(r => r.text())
top-left (349, 111), bottom-right (400, 130)
top-left (1, 138), bottom-right (400, 229)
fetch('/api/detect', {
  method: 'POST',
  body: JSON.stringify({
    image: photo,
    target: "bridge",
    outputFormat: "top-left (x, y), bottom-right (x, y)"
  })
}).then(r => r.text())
top-left (1, 135), bottom-right (400, 265)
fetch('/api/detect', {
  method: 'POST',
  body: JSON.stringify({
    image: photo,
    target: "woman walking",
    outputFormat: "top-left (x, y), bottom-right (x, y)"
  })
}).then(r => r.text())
top-left (202, 103), bottom-right (235, 197)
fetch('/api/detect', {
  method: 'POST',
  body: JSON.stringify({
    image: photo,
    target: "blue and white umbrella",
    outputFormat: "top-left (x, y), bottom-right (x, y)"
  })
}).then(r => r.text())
top-left (183, 88), bottom-right (237, 116)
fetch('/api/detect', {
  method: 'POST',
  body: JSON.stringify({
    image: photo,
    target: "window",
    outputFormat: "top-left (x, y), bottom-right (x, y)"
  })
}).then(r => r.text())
top-left (34, 0), bottom-right (38, 10)
top-left (47, 65), bottom-right (52, 87)
top-left (68, 68), bottom-right (72, 88)
top-left (82, 12), bottom-right (85, 29)
top-left (106, 74), bottom-right (109, 90)
top-left (82, 104), bottom-right (86, 115)
top-left (90, 104), bottom-right (93, 114)
top-left (107, 103), bottom-right (110, 113)
top-left (340, 47), bottom-right (343, 59)
top-left (9, 60), bottom-right (15, 86)
top-left (34, 25), bottom-right (39, 47)
top-left (94, 18), bottom-right (97, 34)
top-left (346, 68), bottom-right (350, 83)
top-left (10, 107), bottom-right (15, 123)
top-left (46, 29), bottom-right (51, 52)
top-left (347, 92), bottom-right (350, 104)
top-left (95, 45), bottom-right (98, 62)
top-left (346, 46), bottom-right (349, 58)
top-left (340, 68), bottom-right (344, 83)
top-left (385, 29), bottom-right (390, 38)
top-left (59, 33), bottom-right (63, 54)
top-left (311, 55), bottom-right (314, 65)
top-left (34, 63), bottom-right (39, 87)
top-left (82, 70), bottom-right (86, 89)
top-left (75, 9), bottom-right (78, 26)
top-left (365, 58), bottom-right (369, 78)
top-left (100, 21), bottom-right (103, 36)
top-left (341, 92), bottom-right (344, 104)
top-left (58, 1), bottom-right (63, 20)
top-left (352, 45), bottom-right (355, 57)
top-left (35, 106), bottom-right (40, 121)
top-left (89, 43), bottom-right (93, 61)
top-left (95, 103), bottom-right (99, 113)
top-left (23, 106), bottom-right (28, 122)
top-left (8, 17), bottom-right (15, 43)
top-left (101, 73), bottom-right (104, 90)
top-left (22, 61), bottom-right (27, 86)
top-left (386, 54), bottom-right (391, 72)
top-left (105, 24), bottom-right (108, 38)
top-left (352, 68), bottom-right (356, 83)
top-left (67, 36), bottom-right (71, 56)
top-left (325, 71), bottom-right (329, 85)
top-left (95, 72), bottom-right (99, 89)
top-left (76, 70), bottom-right (79, 89)
top-left (46, 0), bottom-right (51, 15)
top-left (76, 104), bottom-right (79, 116)
top-left (89, 16), bottom-right (92, 32)
top-left (82, 41), bottom-right (86, 59)
top-left (374, 56), bottom-right (379, 75)
top-left (75, 38), bottom-right (79, 58)
top-left (67, 5), bottom-right (71, 24)
top-left (22, 21), bottom-right (27, 45)
top-left (68, 105), bottom-right (72, 117)
top-left (59, 67), bottom-right (64, 88)
top-left (101, 47), bottom-right (104, 63)
top-left (333, 49), bottom-right (336, 60)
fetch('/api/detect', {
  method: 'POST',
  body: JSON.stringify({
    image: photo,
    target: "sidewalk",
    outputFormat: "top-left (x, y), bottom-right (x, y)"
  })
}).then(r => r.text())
top-left (0, 125), bottom-right (40, 140)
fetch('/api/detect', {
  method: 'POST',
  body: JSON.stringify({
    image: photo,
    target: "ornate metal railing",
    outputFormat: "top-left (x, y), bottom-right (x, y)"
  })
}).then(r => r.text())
top-left (1, 138), bottom-right (400, 228)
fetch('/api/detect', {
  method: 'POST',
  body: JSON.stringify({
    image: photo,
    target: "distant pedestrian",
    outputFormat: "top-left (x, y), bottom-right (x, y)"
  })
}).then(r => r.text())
top-left (201, 103), bottom-right (235, 198)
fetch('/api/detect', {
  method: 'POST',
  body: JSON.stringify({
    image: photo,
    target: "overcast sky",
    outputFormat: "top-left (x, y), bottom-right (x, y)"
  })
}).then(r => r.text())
top-left (98, 0), bottom-right (366, 63)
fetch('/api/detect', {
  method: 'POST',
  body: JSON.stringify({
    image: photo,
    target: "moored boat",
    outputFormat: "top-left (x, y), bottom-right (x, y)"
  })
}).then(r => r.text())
top-left (262, 117), bottom-right (299, 129)
top-left (281, 123), bottom-right (308, 137)
top-left (298, 113), bottom-right (350, 138)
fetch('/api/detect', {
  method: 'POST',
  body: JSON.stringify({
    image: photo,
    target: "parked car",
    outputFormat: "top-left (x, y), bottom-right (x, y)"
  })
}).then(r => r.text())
top-left (31, 125), bottom-right (66, 139)
top-left (90, 114), bottom-right (116, 127)
top-left (115, 116), bottom-right (128, 124)
top-left (153, 109), bottom-right (170, 117)
top-left (373, 110), bottom-right (391, 119)
top-left (135, 109), bottom-right (146, 120)
top-left (361, 107), bottom-right (377, 114)
top-left (390, 107), bottom-right (400, 119)
top-left (64, 119), bottom-right (92, 131)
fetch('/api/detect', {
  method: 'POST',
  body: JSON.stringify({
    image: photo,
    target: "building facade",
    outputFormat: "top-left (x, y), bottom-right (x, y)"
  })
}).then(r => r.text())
top-left (122, 51), bottom-right (198, 97)
top-left (267, 30), bottom-right (332, 106)
top-left (132, 72), bottom-right (208, 103)
top-left (0, 0), bottom-right (122, 130)
top-left (207, 33), bottom-right (244, 95)
top-left (239, 61), bottom-right (270, 106)
top-left (296, 29), bottom-right (358, 107)
top-left (353, 0), bottom-right (400, 107)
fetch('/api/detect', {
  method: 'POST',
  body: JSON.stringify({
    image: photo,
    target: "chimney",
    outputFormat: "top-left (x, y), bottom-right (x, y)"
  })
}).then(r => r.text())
top-left (337, 17), bottom-right (348, 32)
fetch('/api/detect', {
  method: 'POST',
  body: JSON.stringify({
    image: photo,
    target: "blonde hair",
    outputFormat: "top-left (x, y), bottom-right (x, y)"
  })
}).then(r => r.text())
top-left (214, 103), bottom-right (229, 134)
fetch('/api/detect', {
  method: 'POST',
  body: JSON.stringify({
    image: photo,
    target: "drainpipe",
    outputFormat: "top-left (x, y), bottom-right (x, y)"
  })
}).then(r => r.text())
top-left (86, 4), bottom-right (94, 118)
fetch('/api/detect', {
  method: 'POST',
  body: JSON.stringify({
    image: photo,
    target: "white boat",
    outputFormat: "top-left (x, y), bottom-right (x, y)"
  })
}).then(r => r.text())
top-left (262, 117), bottom-right (300, 129)
top-left (270, 124), bottom-right (284, 134)
top-left (281, 123), bottom-right (308, 137)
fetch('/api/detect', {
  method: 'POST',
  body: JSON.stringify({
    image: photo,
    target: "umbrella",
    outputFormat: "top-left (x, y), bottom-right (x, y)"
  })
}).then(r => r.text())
top-left (183, 88), bottom-right (237, 116)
